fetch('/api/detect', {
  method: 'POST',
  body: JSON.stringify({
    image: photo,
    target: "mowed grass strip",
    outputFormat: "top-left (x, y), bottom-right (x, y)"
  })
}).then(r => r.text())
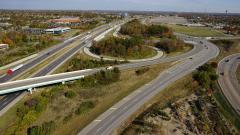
top-left (167, 24), bottom-right (225, 37)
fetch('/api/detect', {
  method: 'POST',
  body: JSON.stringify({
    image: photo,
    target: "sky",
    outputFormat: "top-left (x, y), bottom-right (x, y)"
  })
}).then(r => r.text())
top-left (0, 0), bottom-right (240, 13)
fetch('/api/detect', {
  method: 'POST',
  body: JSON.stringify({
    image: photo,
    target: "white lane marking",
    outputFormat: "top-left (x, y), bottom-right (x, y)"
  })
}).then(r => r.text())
top-left (110, 107), bottom-right (117, 110)
top-left (123, 97), bottom-right (130, 101)
top-left (146, 83), bottom-right (152, 86)
top-left (94, 119), bottom-right (102, 122)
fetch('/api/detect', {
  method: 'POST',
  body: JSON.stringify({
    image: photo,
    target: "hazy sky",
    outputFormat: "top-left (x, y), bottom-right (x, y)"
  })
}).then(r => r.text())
top-left (0, 0), bottom-right (240, 13)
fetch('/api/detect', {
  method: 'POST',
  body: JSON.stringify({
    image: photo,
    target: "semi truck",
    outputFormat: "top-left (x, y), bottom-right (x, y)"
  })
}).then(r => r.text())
top-left (7, 64), bottom-right (24, 75)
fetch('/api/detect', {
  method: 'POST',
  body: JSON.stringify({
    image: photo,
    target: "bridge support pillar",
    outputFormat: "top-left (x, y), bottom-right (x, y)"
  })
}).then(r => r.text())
top-left (28, 88), bottom-right (33, 94)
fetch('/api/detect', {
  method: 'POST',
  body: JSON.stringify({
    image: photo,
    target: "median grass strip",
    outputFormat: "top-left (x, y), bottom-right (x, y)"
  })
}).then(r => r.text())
top-left (0, 61), bottom-right (174, 135)
top-left (166, 24), bottom-right (225, 37)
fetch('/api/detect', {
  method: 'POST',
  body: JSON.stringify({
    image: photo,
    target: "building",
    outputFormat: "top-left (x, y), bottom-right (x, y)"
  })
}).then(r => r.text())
top-left (0, 44), bottom-right (9, 50)
top-left (22, 27), bottom-right (45, 35)
top-left (45, 27), bottom-right (71, 34)
top-left (49, 17), bottom-right (80, 24)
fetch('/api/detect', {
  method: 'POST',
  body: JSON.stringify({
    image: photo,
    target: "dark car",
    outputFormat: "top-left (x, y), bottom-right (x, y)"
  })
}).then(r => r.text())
top-left (220, 72), bottom-right (224, 76)
top-left (225, 60), bottom-right (229, 62)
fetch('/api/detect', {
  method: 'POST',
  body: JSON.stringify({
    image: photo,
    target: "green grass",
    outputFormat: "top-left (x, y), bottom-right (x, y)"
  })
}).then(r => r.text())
top-left (167, 24), bottom-right (225, 37)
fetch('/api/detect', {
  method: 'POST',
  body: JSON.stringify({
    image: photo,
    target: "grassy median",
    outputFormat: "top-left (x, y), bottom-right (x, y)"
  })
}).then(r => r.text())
top-left (167, 24), bottom-right (225, 37)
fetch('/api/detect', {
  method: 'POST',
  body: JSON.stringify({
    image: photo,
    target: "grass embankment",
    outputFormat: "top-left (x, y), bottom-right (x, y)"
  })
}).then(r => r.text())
top-left (0, 60), bottom-right (173, 135)
top-left (167, 24), bottom-right (225, 37)
top-left (167, 43), bottom-right (193, 56)
top-left (211, 39), bottom-right (240, 62)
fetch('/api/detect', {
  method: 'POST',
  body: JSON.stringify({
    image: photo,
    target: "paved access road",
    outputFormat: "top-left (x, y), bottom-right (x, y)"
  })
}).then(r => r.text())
top-left (78, 36), bottom-right (219, 135)
top-left (217, 54), bottom-right (240, 114)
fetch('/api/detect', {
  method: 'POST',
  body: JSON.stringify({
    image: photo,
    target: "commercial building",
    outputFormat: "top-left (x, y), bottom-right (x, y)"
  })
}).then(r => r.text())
top-left (22, 27), bottom-right (45, 35)
top-left (45, 27), bottom-right (71, 34)
top-left (49, 17), bottom-right (80, 24)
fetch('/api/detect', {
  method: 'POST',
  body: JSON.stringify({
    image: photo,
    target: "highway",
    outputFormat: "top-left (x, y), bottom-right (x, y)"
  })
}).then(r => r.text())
top-left (0, 21), bottom-right (124, 115)
top-left (0, 34), bottom-right (219, 134)
top-left (217, 54), bottom-right (240, 114)
top-left (0, 35), bottom-right (203, 94)
top-left (78, 36), bottom-right (219, 135)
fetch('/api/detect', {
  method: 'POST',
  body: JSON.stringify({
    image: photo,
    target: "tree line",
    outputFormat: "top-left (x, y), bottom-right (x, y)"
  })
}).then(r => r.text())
top-left (155, 37), bottom-right (185, 53)
top-left (90, 36), bottom-right (144, 58)
top-left (119, 19), bottom-right (173, 37)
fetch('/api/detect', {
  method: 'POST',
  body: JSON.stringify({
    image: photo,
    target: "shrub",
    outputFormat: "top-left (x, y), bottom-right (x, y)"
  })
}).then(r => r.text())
top-left (155, 38), bottom-right (184, 53)
top-left (75, 101), bottom-right (95, 115)
top-left (27, 121), bottom-right (55, 135)
top-left (64, 91), bottom-right (76, 99)
top-left (135, 67), bottom-right (150, 75)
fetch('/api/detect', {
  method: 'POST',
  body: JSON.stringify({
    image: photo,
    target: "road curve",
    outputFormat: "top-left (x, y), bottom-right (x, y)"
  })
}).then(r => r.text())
top-left (78, 37), bottom-right (219, 135)
top-left (217, 54), bottom-right (240, 114)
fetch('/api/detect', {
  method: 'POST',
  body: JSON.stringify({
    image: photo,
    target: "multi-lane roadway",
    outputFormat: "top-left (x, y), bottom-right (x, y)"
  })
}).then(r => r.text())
top-left (217, 54), bottom-right (240, 114)
top-left (0, 34), bottom-right (220, 134)
top-left (0, 21), bottom-right (124, 116)
top-left (0, 35), bottom-right (203, 95)
top-left (1, 21), bottom-right (235, 135)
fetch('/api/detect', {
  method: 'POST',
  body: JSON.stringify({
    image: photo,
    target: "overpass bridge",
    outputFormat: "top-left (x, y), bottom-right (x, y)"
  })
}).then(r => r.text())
top-left (0, 69), bottom-right (98, 95)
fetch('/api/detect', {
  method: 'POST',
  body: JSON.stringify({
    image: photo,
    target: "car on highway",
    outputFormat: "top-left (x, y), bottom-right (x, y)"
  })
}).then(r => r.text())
top-left (220, 72), bottom-right (224, 76)
top-left (7, 64), bottom-right (24, 75)
top-left (225, 59), bottom-right (229, 62)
